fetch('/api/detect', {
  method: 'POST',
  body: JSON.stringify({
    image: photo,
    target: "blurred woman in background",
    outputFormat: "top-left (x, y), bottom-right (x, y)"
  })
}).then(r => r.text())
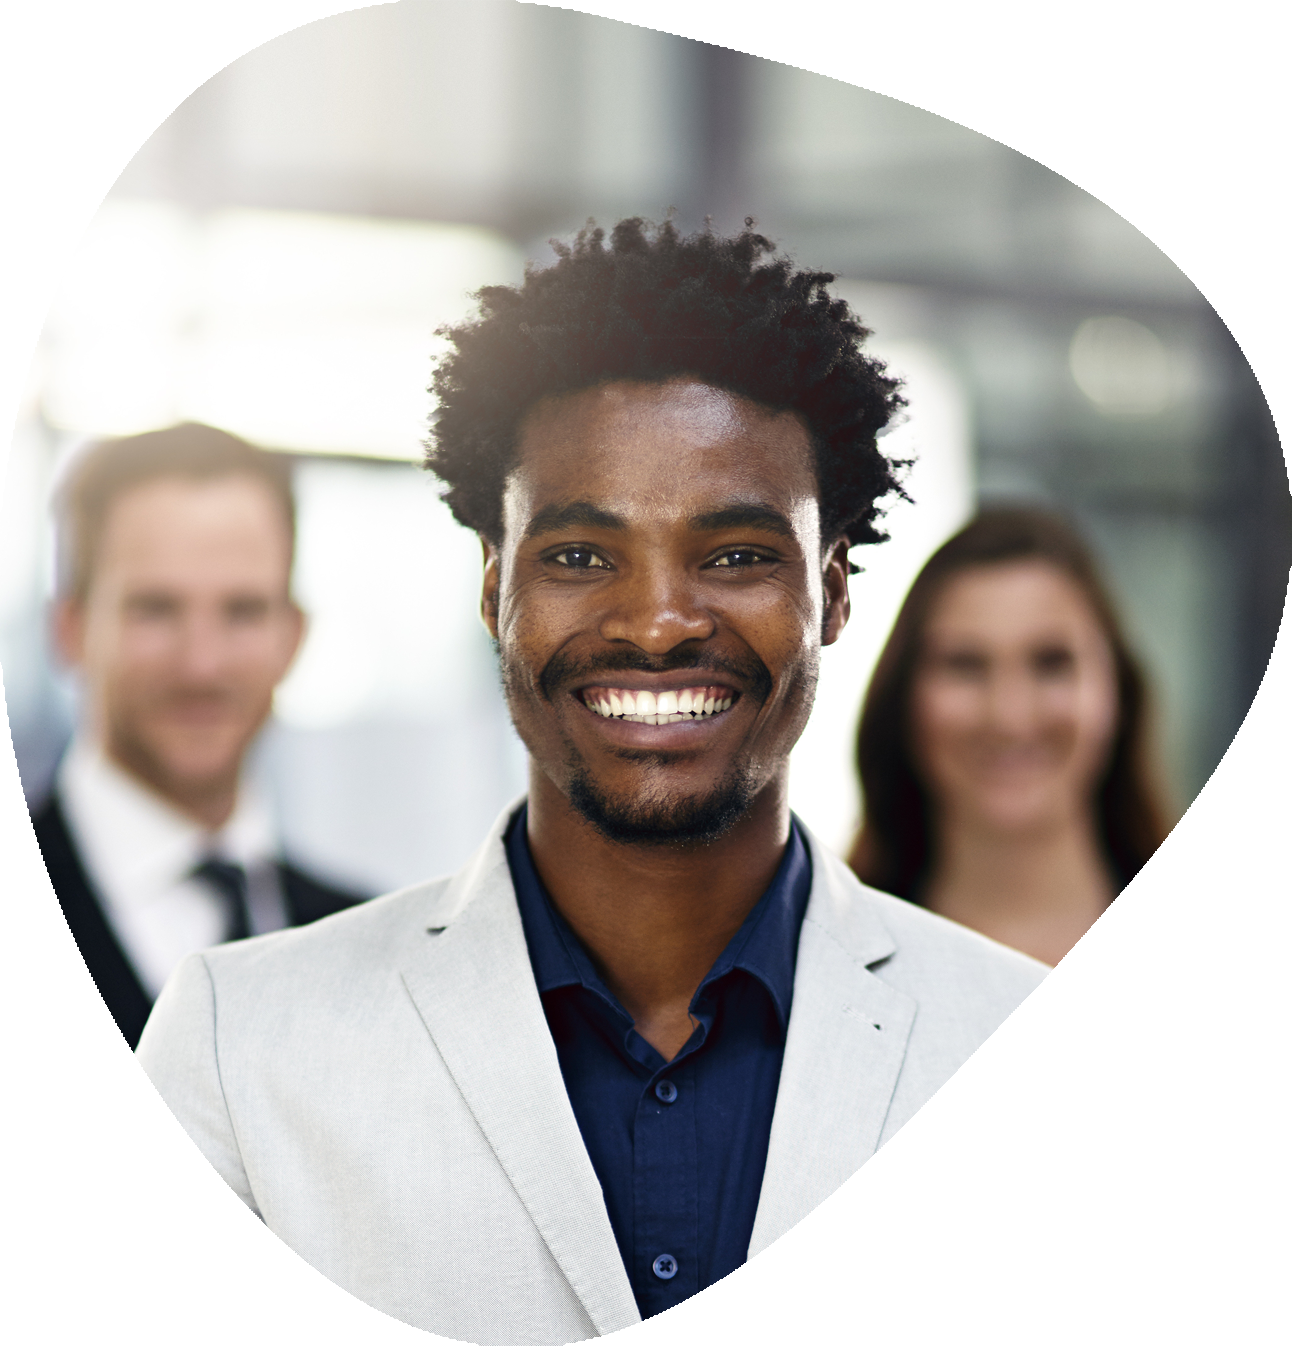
top-left (848, 507), bottom-right (1171, 966)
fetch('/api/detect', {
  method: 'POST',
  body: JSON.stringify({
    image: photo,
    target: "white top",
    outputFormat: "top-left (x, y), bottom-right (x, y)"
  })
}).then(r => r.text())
top-left (57, 735), bottom-right (289, 998)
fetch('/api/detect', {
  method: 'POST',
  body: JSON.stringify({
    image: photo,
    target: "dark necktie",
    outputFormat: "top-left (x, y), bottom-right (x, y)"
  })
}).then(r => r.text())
top-left (191, 857), bottom-right (252, 943)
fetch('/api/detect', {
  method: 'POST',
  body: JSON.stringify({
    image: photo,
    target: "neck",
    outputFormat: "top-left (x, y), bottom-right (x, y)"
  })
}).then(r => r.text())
top-left (525, 767), bottom-right (791, 1060)
top-left (928, 808), bottom-right (1113, 910)
top-left (921, 805), bottom-right (1114, 966)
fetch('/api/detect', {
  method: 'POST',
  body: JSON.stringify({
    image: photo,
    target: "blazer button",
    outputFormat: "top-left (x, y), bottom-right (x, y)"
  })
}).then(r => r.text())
top-left (654, 1079), bottom-right (678, 1104)
top-left (652, 1254), bottom-right (678, 1280)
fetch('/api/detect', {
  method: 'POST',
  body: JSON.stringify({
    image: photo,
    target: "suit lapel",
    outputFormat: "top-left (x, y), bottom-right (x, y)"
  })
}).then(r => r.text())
top-left (397, 810), bottom-right (640, 1336)
top-left (748, 830), bottom-right (917, 1258)
top-left (33, 793), bottom-right (154, 1049)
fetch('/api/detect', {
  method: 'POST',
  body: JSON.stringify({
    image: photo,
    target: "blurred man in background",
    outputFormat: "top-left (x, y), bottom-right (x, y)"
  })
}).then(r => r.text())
top-left (31, 423), bottom-right (362, 1048)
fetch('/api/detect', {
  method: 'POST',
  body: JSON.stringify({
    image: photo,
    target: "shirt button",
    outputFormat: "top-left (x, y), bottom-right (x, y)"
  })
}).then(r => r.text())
top-left (652, 1253), bottom-right (678, 1280)
top-left (654, 1079), bottom-right (678, 1104)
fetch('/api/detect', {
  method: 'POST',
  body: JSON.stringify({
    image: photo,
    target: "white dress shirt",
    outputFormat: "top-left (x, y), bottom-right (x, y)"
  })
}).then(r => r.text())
top-left (57, 735), bottom-right (289, 998)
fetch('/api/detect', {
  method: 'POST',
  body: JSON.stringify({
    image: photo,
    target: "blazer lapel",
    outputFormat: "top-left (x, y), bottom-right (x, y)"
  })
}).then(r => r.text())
top-left (397, 808), bottom-right (640, 1337)
top-left (748, 830), bottom-right (917, 1258)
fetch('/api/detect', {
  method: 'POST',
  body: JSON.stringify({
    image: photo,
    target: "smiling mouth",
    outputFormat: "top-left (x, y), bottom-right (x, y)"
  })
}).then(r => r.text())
top-left (579, 684), bottom-right (737, 725)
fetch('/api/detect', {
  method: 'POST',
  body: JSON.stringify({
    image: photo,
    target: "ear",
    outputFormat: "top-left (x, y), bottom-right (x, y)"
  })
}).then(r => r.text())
top-left (822, 538), bottom-right (851, 647)
top-left (480, 536), bottom-right (501, 640)
top-left (51, 596), bottom-right (86, 667)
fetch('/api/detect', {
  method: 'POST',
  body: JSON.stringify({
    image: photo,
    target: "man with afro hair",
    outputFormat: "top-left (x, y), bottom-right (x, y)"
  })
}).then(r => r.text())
top-left (140, 217), bottom-right (1046, 1345)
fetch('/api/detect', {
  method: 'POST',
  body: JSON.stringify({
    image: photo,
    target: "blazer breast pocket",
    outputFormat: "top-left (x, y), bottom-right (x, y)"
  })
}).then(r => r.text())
top-left (829, 1259), bottom-right (1017, 1346)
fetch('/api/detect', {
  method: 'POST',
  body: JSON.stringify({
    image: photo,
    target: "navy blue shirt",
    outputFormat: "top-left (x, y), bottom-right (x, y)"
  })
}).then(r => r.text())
top-left (505, 808), bottom-right (812, 1318)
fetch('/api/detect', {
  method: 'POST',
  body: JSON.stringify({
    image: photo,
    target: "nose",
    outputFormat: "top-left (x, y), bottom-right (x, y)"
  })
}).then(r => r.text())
top-left (983, 663), bottom-right (1043, 734)
top-left (174, 609), bottom-right (234, 680)
top-left (598, 560), bottom-right (715, 654)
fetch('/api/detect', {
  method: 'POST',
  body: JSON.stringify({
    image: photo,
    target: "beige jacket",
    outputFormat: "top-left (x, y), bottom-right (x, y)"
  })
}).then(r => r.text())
top-left (138, 804), bottom-right (1046, 1345)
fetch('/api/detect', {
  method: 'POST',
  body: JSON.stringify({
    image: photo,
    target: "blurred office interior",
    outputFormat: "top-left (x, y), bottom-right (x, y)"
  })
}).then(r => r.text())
top-left (2, 0), bottom-right (1286, 893)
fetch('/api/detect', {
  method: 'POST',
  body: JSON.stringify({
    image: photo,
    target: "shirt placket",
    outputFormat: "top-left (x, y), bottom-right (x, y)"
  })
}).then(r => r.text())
top-left (631, 1053), bottom-right (699, 1315)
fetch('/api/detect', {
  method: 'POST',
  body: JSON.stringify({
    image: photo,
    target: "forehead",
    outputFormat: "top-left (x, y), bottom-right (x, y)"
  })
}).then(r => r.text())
top-left (95, 473), bottom-right (291, 589)
top-left (925, 560), bottom-right (1107, 646)
top-left (505, 379), bottom-right (818, 530)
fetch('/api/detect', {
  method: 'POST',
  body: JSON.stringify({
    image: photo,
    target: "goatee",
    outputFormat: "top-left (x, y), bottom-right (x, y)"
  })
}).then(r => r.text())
top-left (565, 759), bottom-right (759, 847)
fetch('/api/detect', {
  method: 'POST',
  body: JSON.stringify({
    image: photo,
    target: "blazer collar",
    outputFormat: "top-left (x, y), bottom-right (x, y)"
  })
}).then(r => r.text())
top-left (398, 796), bottom-right (915, 1346)
top-left (396, 800), bottom-right (641, 1337)
top-left (748, 824), bottom-right (917, 1257)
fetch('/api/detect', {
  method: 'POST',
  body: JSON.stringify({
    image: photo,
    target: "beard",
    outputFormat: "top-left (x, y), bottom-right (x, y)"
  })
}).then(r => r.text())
top-left (565, 752), bottom-right (760, 847)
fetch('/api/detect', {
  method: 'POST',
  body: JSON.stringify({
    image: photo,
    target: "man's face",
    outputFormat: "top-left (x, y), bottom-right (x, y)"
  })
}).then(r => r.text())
top-left (55, 473), bottom-right (304, 813)
top-left (483, 378), bottom-right (850, 845)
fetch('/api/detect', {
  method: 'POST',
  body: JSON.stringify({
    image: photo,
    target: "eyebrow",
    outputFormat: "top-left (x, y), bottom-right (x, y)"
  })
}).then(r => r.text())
top-left (523, 499), bottom-right (798, 542)
top-left (523, 500), bottom-right (627, 540)
top-left (687, 503), bottom-right (797, 540)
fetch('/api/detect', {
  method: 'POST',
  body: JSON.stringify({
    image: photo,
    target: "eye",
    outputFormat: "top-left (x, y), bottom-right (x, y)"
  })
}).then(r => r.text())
top-left (548, 547), bottom-right (610, 570)
top-left (226, 597), bottom-right (271, 624)
top-left (936, 650), bottom-right (989, 677)
top-left (1033, 645), bottom-right (1076, 676)
top-left (708, 548), bottom-right (775, 569)
top-left (125, 594), bottom-right (179, 621)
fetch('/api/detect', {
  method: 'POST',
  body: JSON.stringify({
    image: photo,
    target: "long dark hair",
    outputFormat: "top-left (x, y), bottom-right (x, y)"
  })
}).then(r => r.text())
top-left (847, 506), bottom-right (1171, 902)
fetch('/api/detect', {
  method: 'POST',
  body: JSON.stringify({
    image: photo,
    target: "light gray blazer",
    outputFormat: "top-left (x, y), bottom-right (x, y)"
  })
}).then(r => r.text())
top-left (138, 805), bottom-right (1046, 1345)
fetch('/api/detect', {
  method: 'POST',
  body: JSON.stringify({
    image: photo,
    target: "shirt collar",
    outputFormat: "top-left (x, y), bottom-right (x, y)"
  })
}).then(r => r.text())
top-left (56, 731), bottom-right (278, 913)
top-left (506, 805), bottom-right (812, 1033)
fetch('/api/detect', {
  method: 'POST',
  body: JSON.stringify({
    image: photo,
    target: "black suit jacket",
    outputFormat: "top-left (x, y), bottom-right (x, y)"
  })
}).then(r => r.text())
top-left (0, 796), bottom-right (357, 1346)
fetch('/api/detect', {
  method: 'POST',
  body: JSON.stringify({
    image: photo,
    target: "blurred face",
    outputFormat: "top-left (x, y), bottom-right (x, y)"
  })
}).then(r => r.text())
top-left (910, 559), bottom-right (1119, 838)
top-left (56, 473), bottom-right (304, 820)
top-left (483, 378), bottom-right (850, 845)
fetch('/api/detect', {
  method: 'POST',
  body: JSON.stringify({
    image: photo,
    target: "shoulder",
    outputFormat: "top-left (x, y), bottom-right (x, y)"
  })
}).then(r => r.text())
top-left (801, 832), bottom-right (1047, 1022)
top-left (1146, 920), bottom-right (1292, 1022)
top-left (862, 884), bottom-right (1048, 1008)
top-left (202, 874), bottom-right (453, 991)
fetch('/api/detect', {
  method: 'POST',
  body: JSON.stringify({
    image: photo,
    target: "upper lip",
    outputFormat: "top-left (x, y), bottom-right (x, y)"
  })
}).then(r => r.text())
top-left (570, 672), bottom-right (740, 695)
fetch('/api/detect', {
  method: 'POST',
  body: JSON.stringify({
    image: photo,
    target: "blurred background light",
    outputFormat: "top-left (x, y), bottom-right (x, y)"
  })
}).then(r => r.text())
top-left (40, 201), bottom-right (523, 459)
top-left (185, 209), bottom-right (522, 458)
top-left (1069, 315), bottom-right (1173, 415)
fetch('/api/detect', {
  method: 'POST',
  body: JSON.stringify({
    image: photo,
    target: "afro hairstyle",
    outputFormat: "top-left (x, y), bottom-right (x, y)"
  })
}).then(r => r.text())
top-left (425, 216), bottom-right (908, 549)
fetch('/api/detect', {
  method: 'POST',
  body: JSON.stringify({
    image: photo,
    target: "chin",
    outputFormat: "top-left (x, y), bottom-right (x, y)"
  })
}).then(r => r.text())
top-left (142, 732), bottom-right (250, 790)
top-left (566, 766), bottom-right (759, 847)
top-left (973, 792), bottom-right (1074, 836)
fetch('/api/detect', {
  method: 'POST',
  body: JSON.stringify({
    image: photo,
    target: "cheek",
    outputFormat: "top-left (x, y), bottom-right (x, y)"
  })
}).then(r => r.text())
top-left (98, 623), bottom-right (171, 678)
top-left (729, 585), bottom-right (818, 675)
top-left (496, 593), bottom-right (556, 679)
top-left (911, 678), bottom-right (981, 756)
top-left (1069, 670), bottom-right (1120, 766)
top-left (242, 624), bottom-right (298, 673)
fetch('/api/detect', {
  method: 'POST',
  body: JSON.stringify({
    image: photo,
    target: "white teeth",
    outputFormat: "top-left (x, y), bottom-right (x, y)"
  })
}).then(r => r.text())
top-left (586, 685), bottom-right (736, 723)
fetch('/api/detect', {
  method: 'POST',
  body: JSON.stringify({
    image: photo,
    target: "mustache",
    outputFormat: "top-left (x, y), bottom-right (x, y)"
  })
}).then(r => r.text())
top-left (539, 644), bottom-right (774, 705)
